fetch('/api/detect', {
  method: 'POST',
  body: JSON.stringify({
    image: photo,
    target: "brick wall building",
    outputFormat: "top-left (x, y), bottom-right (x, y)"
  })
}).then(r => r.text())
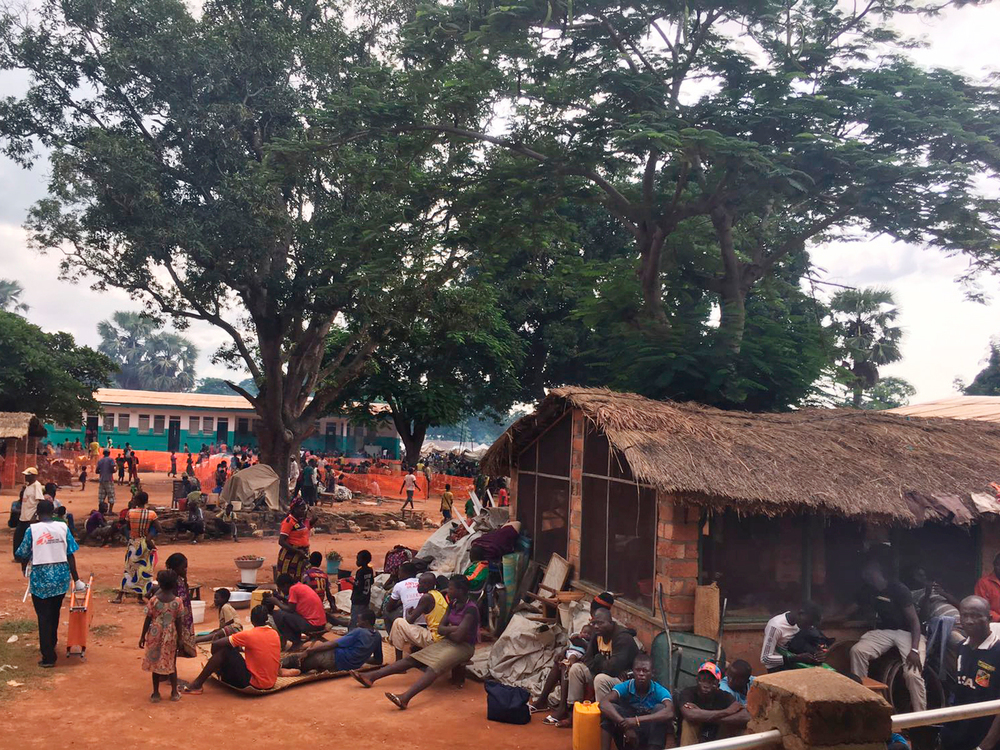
top-left (482, 387), bottom-right (1000, 664)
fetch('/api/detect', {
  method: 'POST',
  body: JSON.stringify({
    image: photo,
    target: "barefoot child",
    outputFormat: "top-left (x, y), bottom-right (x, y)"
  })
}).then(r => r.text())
top-left (78, 465), bottom-right (87, 492)
top-left (140, 569), bottom-right (184, 702)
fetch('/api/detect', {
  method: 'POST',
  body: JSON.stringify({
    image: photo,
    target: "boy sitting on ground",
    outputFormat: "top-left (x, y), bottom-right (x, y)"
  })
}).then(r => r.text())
top-left (196, 588), bottom-right (243, 643)
top-left (599, 653), bottom-right (674, 750)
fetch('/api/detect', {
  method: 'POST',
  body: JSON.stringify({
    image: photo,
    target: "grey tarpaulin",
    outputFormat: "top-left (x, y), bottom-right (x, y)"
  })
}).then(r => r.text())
top-left (417, 523), bottom-right (482, 575)
top-left (219, 464), bottom-right (280, 511)
top-left (468, 603), bottom-right (592, 697)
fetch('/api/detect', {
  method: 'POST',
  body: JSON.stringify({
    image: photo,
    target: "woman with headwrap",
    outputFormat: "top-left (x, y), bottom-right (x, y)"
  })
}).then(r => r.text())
top-left (277, 500), bottom-right (312, 581)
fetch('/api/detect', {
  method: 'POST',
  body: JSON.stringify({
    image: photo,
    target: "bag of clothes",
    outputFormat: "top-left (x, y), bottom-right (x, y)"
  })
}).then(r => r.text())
top-left (484, 681), bottom-right (531, 725)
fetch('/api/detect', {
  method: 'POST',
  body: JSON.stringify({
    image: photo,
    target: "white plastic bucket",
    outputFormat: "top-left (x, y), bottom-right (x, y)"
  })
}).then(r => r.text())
top-left (191, 599), bottom-right (206, 625)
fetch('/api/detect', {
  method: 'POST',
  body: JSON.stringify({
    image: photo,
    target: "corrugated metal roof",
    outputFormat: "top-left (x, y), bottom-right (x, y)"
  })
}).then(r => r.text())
top-left (95, 388), bottom-right (255, 411)
top-left (93, 388), bottom-right (393, 416)
top-left (890, 396), bottom-right (1000, 423)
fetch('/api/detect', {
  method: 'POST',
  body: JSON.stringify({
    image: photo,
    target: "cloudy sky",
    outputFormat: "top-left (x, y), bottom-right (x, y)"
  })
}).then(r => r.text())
top-left (1, 2), bottom-right (999, 402)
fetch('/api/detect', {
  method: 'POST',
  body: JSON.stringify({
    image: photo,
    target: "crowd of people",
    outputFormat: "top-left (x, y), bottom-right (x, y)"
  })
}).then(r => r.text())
top-left (15, 458), bottom-right (1000, 750)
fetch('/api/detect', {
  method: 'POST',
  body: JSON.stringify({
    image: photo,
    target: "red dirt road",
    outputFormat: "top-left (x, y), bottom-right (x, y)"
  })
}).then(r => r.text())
top-left (0, 475), bottom-right (565, 750)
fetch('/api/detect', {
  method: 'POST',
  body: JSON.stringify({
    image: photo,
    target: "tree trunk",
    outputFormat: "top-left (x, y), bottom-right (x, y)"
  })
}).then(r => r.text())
top-left (256, 414), bottom-right (299, 511)
top-left (638, 229), bottom-right (670, 329)
top-left (392, 411), bottom-right (428, 467)
top-left (717, 281), bottom-right (747, 355)
top-left (712, 208), bottom-right (748, 355)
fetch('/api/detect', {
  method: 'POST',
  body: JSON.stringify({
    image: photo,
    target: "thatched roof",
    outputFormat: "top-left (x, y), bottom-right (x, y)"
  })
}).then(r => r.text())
top-left (0, 413), bottom-right (39, 440)
top-left (481, 387), bottom-right (1000, 526)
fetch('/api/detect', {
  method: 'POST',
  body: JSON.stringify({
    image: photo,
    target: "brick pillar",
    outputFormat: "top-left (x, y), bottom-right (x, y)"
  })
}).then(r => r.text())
top-left (748, 668), bottom-right (891, 750)
top-left (567, 409), bottom-right (585, 570)
top-left (508, 466), bottom-right (519, 517)
top-left (655, 493), bottom-right (700, 627)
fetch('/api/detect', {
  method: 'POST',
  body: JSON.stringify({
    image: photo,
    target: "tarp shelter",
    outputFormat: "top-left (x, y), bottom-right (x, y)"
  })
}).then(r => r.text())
top-left (219, 463), bottom-right (280, 511)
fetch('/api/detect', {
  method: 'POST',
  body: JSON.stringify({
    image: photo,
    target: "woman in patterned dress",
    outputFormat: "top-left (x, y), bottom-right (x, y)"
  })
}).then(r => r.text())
top-left (276, 500), bottom-right (312, 581)
top-left (112, 492), bottom-right (160, 603)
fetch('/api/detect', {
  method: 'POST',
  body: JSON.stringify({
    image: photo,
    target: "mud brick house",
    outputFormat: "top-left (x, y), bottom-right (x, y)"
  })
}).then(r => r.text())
top-left (0, 412), bottom-right (45, 489)
top-left (481, 387), bottom-right (1000, 666)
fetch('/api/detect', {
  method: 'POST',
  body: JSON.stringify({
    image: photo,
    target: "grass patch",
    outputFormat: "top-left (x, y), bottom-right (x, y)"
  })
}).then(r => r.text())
top-left (0, 619), bottom-right (37, 636)
top-left (91, 624), bottom-right (120, 637)
top-left (0, 631), bottom-right (50, 700)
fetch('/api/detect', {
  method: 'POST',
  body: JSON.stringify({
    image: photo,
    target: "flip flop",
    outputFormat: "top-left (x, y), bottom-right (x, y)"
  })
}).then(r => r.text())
top-left (385, 692), bottom-right (407, 710)
top-left (179, 686), bottom-right (203, 695)
top-left (528, 704), bottom-right (545, 715)
top-left (542, 715), bottom-right (560, 726)
top-left (350, 670), bottom-right (372, 688)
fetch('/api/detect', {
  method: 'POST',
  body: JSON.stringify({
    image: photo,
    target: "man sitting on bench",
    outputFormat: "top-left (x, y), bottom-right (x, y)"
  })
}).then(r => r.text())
top-left (268, 573), bottom-right (327, 651)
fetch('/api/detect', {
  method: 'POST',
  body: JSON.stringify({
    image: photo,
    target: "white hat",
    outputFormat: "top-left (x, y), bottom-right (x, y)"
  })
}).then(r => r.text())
top-left (22, 467), bottom-right (38, 476)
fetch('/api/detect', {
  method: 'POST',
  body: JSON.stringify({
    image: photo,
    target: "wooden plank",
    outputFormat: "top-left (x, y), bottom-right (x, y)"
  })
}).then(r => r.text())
top-left (693, 583), bottom-right (720, 638)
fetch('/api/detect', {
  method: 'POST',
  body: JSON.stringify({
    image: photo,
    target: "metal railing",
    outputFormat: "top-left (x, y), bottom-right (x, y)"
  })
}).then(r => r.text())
top-left (673, 699), bottom-right (1000, 750)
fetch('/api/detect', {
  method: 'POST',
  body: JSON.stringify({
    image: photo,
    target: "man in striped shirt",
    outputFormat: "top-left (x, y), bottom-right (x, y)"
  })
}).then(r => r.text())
top-left (760, 602), bottom-right (824, 672)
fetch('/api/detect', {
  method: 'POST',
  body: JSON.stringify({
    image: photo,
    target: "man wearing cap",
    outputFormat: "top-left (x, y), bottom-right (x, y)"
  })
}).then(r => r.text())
top-left (676, 662), bottom-right (749, 745)
top-left (13, 467), bottom-right (44, 560)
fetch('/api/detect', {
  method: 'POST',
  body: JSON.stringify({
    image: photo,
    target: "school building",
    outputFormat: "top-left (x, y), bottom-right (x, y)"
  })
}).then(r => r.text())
top-left (45, 388), bottom-right (401, 458)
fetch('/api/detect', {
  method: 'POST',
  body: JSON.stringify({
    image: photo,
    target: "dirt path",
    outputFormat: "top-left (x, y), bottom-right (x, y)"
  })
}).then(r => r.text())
top-left (0, 476), bottom-right (564, 750)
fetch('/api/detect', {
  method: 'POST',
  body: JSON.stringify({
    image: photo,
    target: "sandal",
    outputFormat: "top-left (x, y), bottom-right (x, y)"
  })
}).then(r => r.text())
top-left (385, 692), bottom-right (407, 710)
top-left (528, 704), bottom-right (545, 715)
top-left (179, 685), bottom-right (203, 695)
top-left (542, 715), bottom-right (560, 726)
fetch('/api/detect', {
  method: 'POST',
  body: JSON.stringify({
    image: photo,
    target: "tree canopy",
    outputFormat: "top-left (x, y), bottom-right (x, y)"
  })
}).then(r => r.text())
top-left (962, 340), bottom-right (1000, 396)
top-left (0, 0), bottom-right (476, 496)
top-left (355, 284), bottom-right (523, 463)
top-left (0, 310), bottom-right (116, 424)
top-left (382, 0), bottom-right (1000, 400)
top-left (0, 279), bottom-right (28, 314)
top-left (98, 311), bottom-right (198, 392)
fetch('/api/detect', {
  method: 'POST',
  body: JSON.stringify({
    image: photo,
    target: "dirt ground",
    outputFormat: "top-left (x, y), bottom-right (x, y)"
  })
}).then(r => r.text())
top-left (0, 473), bottom-right (565, 750)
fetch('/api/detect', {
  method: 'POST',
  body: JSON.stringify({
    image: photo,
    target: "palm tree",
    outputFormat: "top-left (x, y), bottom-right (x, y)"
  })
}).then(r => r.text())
top-left (830, 287), bottom-right (903, 408)
top-left (0, 279), bottom-right (29, 314)
top-left (97, 311), bottom-right (198, 391)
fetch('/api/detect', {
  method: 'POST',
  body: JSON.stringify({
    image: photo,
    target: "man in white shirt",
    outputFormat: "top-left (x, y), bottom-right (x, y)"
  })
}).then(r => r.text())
top-left (384, 562), bottom-right (422, 633)
top-left (13, 467), bottom-right (44, 561)
top-left (399, 470), bottom-right (418, 514)
top-left (760, 602), bottom-right (823, 672)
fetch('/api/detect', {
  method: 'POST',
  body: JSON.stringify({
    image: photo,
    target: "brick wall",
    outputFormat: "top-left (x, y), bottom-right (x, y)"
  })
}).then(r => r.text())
top-left (567, 409), bottom-right (585, 570)
top-left (657, 493), bottom-right (700, 629)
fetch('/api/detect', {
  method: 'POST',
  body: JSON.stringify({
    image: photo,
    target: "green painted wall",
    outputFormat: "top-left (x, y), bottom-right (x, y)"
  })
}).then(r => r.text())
top-left (45, 425), bottom-right (400, 459)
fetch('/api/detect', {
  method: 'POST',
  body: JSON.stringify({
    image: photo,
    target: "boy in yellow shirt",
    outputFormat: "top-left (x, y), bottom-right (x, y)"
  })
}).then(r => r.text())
top-left (440, 484), bottom-right (455, 523)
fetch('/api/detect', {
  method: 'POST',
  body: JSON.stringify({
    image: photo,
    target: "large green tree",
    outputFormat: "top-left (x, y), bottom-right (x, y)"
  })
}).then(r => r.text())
top-left (0, 0), bottom-right (472, 498)
top-left (357, 285), bottom-right (523, 464)
top-left (388, 0), bottom-right (1000, 377)
top-left (0, 310), bottom-right (116, 424)
top-left (962, 340), bottom-right (1000, 396)
top-left (98, 311), bottom-right (198, 392)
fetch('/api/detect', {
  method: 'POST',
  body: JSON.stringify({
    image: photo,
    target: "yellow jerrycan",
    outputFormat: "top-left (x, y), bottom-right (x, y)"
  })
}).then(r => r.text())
top-left (572, 700), bottom-right (602, 750)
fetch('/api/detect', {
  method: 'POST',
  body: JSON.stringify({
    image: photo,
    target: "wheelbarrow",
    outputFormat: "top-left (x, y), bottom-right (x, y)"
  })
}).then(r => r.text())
top-left (651, 584), bottom-right (727, 692)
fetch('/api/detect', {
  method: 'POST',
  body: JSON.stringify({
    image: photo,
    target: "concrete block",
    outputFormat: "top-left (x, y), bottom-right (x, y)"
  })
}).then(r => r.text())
top-left (748, 668), bottom-right (891, 749)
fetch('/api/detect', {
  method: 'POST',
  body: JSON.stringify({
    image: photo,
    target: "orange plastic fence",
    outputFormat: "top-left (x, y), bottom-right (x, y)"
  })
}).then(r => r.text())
top-left (334, 472), bottom-right (474, 501)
